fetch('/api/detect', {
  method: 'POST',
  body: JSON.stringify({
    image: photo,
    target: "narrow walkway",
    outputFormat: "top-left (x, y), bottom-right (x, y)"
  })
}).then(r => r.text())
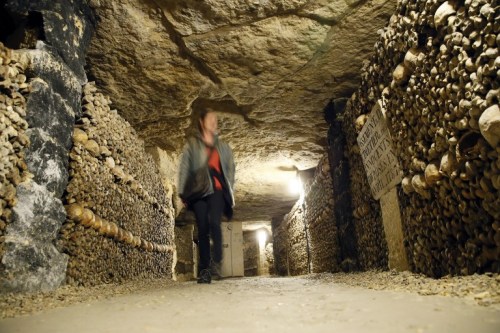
top-left (1, 276), bottom-right (499, 333)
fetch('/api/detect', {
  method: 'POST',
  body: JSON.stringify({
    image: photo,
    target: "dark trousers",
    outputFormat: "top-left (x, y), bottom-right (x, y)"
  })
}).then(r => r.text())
top-left (192, 191), bottom-right (224, 271)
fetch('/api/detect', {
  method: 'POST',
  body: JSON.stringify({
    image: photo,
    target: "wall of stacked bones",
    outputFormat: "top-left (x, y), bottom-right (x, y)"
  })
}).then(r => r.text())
top-left (272, 155), bottom-right (340, 275)
top-left (343, 0), bottom-right (499, 277)
top-left (275, 0), bottom-right (498, 278)
top-left (58, 82), bottom-right (175, 286)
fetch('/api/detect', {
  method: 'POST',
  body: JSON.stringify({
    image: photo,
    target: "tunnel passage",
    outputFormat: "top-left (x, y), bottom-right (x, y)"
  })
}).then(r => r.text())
top-left (0, 0), bottom-right (499, 297)
top-left (0, 7), bottom-right (45, 50)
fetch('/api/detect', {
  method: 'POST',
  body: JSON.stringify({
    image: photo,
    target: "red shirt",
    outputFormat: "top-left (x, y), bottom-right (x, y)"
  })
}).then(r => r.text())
top-left (207, 147), bottom-right (223, 190)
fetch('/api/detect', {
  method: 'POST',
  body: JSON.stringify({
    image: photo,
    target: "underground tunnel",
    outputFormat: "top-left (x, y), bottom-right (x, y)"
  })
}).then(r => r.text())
top-left (0, 0), bottom-right (499, 332)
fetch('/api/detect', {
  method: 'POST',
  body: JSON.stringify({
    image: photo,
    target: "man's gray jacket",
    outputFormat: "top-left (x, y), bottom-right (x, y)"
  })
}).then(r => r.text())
top-left (178, 135), bottom-right (235, 207)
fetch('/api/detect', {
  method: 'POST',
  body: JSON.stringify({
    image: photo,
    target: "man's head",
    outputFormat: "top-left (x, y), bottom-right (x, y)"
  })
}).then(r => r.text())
top-left (198, 108), bottom-right (218, 135)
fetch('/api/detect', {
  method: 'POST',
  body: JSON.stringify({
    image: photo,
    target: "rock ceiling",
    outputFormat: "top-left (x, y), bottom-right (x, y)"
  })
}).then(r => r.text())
top-left (85, 0), bottom-right (395, 224)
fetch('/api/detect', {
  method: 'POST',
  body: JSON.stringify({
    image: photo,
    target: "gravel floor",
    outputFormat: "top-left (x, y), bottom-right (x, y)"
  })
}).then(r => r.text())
top-left (306, 270), bottom-right (500, 307)
top-left (1, 270), bottom-right (499, 319)
top-left (0, 277), bottom-right (177, 319)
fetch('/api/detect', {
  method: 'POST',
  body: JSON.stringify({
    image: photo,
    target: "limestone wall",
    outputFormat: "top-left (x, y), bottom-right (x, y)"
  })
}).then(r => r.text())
top-left (58, 82), bottom-right (175, 286)
top-left (345, 0), bottom-right (499, 276)
top-left (272, 154), bottom-right (340, 275)
top-left (0, 44), bottom-right (31, 283)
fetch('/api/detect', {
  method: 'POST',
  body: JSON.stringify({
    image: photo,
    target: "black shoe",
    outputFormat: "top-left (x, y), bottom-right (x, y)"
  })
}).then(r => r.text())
top-left (197, 269), bottom-right (211, 284)
top-left (210, 260), bottom-right (222, 281)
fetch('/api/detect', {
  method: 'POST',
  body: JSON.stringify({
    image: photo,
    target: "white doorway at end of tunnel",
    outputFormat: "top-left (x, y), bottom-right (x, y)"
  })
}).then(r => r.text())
top-left (221, 222), bottom-right (244, 278)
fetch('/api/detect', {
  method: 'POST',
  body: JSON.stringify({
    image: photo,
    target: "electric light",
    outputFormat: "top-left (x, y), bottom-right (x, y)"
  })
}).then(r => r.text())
top-left (289, 177), bottom-right (303, 196)
top-left (257, 229), bottom-right (267, 249)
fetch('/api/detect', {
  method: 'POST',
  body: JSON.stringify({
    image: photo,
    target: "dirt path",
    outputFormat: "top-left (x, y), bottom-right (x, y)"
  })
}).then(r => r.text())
top-left (1, 275), bottom-right (499, 333)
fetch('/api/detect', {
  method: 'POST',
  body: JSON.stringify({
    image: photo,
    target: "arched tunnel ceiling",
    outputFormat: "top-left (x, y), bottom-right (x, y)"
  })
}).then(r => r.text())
top-left (85, 0), bottom-right (395, 224)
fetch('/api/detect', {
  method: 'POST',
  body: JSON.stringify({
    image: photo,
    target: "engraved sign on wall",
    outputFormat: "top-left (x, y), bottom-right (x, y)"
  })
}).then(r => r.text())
top-left (357, 100), bottom-right (403, 200)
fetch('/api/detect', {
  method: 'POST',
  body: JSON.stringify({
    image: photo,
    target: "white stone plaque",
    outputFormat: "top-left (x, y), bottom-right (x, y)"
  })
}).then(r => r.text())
top-left (357, 100), bottom-right (403, 200)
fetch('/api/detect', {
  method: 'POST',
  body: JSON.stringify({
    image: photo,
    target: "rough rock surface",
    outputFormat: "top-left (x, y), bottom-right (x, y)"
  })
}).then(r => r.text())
top-left (5, 0), bottom-right (94, 83)
top-left (1, 46), bottom-right (85, 293)
top-left (85, 0), bottom-right (396, 223)
top-left (3, 182), bottom-right (68, 292)
top-left (24, 128), bottom-right (69, 197)
top-left (0, 43), bottom-right (32, 283)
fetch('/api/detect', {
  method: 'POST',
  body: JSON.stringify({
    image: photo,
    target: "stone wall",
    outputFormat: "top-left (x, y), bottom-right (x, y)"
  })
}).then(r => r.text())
top-left (58, 82), bottom-right (175, 286)
top-left (345, 0), bottom-right (499, 277)
top-left (272, 154), bottom-right (340, 275)
top-left (1, 49), bottom-right (82, 292)
top-left (1, 0), bottom-right (94, 292)
top-left (0, 44), bottom-right (32, 287)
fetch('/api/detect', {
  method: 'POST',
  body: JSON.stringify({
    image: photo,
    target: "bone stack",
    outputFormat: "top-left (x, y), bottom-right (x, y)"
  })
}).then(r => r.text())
top-left (57, 82), bottom-right (175, 286)
top-left (344, 100), bottom-right (389, 270)
top-left (0, 43), bottom-right (31, 262)
top-left (272, 154), bottom-right (342, 275)
top-left (303, 154), bottom-right (341, 273)
top-left (271, 216), bottom-right (289, 276)
top-left (345, 0), bottom-right (499, 276)
top-left (285, 204), bottom-right (309, 275)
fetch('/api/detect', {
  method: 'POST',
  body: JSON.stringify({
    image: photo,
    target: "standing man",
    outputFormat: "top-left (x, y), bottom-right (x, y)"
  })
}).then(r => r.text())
top-left (178, 108), bottom-right (235, 283)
